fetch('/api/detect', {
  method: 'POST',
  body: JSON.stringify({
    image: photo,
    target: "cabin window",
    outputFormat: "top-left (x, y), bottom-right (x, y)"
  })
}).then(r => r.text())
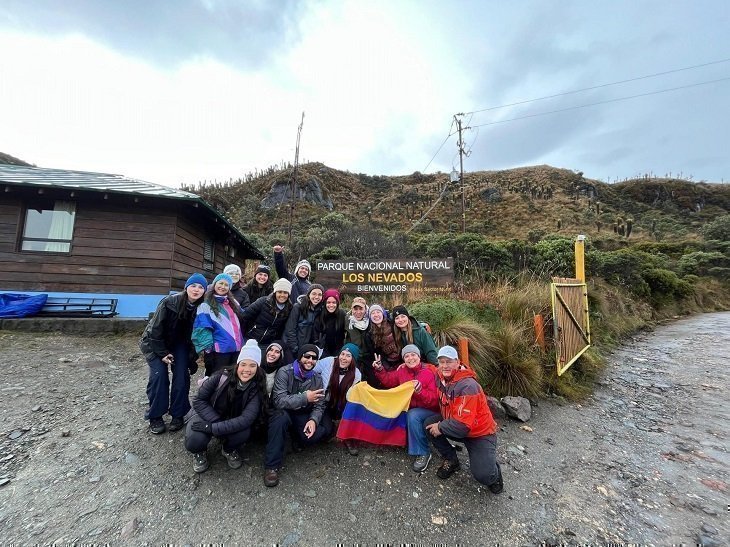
top-left (203, 238), bottom-right (215, 271)
top-left (21, 200), bottom-right (76, 253)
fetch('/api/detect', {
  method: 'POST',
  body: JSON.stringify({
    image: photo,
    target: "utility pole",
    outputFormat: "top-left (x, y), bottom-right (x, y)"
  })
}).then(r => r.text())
top-left (287, 112), bottom-right (305, 248)
top-left (455, 114), bottom-right (466, 232)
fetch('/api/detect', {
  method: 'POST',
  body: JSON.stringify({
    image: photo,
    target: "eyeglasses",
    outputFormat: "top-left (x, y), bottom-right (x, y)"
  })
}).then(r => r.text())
top-left (301, 354), bottom-right (318, 360)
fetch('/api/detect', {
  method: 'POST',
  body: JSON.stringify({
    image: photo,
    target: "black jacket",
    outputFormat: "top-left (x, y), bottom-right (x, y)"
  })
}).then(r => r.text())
top-left (140, 292), bottom-right (197, 363)
top-left (240, 294), bottom-right (292, 347)
top-left (314, 308), bottom-right (346, 358)
top-left (230, 283), bottom-right (251, 309)
top-left (192, 370), bottom-right (262, 437)
top-left (284, 300), bottom-right (322, 359)
top-left (274, 251), bottom-right (311, 304)
top-left (244, 278), bottom-right (273, 303)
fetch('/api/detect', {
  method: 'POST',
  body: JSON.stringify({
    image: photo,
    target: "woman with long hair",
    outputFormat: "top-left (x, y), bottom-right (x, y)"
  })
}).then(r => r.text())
top-left (314, 289), bottom-right (346, 358)
top-left (192, 273), bottom-right (244, 377)
top-left (185, 339), bottom-right (267, 473)
top-left (283, 283), bottom-right (324, 363)
top-left (141, 273), bottom-right (207, 434)
top-left (391, 305), bottom-right (438, 365)
top-left (364, 304), bottom-right (400, 387)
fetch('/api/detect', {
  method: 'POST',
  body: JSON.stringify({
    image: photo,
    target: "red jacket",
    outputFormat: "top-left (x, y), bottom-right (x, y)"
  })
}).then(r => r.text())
top-left (427, 364), bottom-right (497, 438)
top-left (375, 362), bottom-right (439, 411)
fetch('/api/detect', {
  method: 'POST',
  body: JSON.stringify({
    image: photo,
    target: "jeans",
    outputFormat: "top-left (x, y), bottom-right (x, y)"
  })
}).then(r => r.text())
top-left (184, 418), bottom-right (251, 453)
top-left (423, 414), bottom-right (500, 486)
top-left (264, 409), bottom-right (333, 469)
top-left (145, 342), bottom-right (191, 420)
top-left (407, 407), bottom-right (440, 456)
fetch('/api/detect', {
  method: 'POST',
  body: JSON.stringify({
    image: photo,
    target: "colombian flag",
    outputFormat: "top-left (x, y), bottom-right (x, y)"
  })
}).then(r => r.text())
top-left (337, 382), bottom-right (415, 446)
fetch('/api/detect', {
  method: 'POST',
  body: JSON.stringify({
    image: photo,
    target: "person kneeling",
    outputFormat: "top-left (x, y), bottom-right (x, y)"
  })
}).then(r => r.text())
top-left (424, 345), bottom-right (503, 494)
top-left (263, 344), bottom-right (332, 487)
top-left (185, 339), bottom-right (266, 473)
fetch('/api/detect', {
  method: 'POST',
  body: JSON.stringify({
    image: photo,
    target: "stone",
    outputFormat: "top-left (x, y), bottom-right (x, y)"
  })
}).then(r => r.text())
top-left (487, 396), bottom-right (507, 420)
top-left (501, 396), bottom-right (532, 422)
top-left (61, 430), bottom-right (71, 437)
top-left (701, 523), bottom-right (718, 535)
top-left (124, 452), bottom-right (140, 465)
top-left (0, 478), bottom-right (10, 487)
top-left (431, 515), bottom-right (447, 525)
top-left (262, 176), bottom-right (333, 210)
top-left (58, 357), bottom-right (72, 363)
top-left (303, 490), bottom-right (316, 498)
top-left (120, 518), bottom-right (138, 540)
top-left (89, 476), bottom-right (101, 483)
top-left (31, 405), bottom-right (41, 412)
top-left (697, 536), bottom-right (720, 547)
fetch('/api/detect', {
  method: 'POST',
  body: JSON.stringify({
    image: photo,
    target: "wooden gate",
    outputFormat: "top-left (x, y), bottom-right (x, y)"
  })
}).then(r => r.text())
top-left (551, 277), bottom-right (590, 376)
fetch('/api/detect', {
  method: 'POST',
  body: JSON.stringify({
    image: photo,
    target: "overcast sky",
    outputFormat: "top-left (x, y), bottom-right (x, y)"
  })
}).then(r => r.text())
top-left (0, 0), bottom-right (728, 187)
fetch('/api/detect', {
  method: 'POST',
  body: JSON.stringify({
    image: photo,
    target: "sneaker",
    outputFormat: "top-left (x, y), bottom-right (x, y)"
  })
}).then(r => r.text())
top-left (193, 452), bottom-right (209, 473)
top-left (488, 462), bottom-right (504, 494)
top-left (436, 458), bottom-right (461, 479)
top-left (168, 417), bottom-right (184, 432)
top-left (264, 468), bottom-right (279, 487)
top-left (149, 418), bottom-right (166, 435)
top-left (344, 440), bottom-right (359, 456)
top-left (221, 447), bottom-right (243, 469)
top-left (412, 453), bottom-right (432, 473)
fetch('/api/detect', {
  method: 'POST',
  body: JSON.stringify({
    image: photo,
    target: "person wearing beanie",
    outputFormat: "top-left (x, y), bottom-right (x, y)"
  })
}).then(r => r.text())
top-left (424, 346), bottom-right (502, 494)
top-left (263, 344), bottom-right (332, 487)
top-left (372, 343), bottom-right (439, 473)
top-left (345, 296), bottom-right (374, 369)
top-left (283, 284), bottom-right (324, 363)
top-left (366, 303), bottom-right (401, 386)
top-left (261, 341), bottom-right (286, 396)
top-left (224, 264), bottom-right (250, 309)
top-left (185, 339), bottom-right (268, 473)
top-left (314, 289), bottom-right (346, 358)
top-left (312, 342), bottom-right (362, 456)
top-left (192, 272), bottom-right (245, 377)
top-left (140, 273), bottom-right (208, 435)
top-left (392, 305), bottom-right (438, 365)
top-left (244, 264), bottom-right (274, 303)
top-left (240, 278), bottom-right (293, 355)
top-left (272, 244), bottom-right (312, 304)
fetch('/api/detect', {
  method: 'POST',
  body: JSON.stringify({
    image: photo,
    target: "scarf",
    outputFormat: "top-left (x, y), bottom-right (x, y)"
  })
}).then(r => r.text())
top-left (348, 315), bottom-right (369, 331)
top-left (293, 359), bottom-right (314, 381)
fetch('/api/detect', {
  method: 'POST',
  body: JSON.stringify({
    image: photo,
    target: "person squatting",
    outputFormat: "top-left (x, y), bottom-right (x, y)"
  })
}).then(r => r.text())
top-left (140, 247), bottom-right (503, 494)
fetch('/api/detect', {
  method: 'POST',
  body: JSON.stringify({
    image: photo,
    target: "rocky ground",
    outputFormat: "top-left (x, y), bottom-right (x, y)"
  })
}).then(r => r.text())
top-left (0, 312), bottom-right (727, 545)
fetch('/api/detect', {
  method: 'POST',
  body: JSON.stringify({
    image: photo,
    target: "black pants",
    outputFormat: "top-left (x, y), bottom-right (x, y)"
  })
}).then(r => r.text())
top-left (264, 409), bottom-right (333, 469)
top-left (203, 351), bottom-right (238, 377)
top-left (184, 417), bottom-right (251, 453)
top-left (424, 414), bottom-right (500, 486)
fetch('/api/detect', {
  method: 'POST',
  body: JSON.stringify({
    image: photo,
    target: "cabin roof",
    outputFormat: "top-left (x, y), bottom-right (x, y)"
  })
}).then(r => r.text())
top-left (0, 164), bottom-right (264, 259)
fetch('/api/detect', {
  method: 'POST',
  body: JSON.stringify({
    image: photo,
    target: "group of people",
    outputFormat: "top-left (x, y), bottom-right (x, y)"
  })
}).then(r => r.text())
top-left (139, 246), bottom-right (502, 493)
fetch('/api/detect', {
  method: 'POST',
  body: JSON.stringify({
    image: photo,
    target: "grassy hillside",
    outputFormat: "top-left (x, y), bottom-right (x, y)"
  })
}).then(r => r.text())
top-left (184, 162), bottom-right (730, 243)
top-left (0, 152), bottom-right (32, 166)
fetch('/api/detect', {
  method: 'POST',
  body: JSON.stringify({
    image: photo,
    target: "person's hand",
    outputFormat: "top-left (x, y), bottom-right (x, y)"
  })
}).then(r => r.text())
top-left (306, 388), bottom-right (324, 403)
top-left (273, 245), bottom-right (283, 253)
top-left (425, 422), bottom-right (442, 437)
top-left (162, 354), bottom-right (174, 365)
top-left (412, 380), bottom-right (422, 393)
top-left (191, 421), bottom-right (212, 433)
top-left (303, 420), bottom-right (317, 438)
top-left (372, 354), bottom-right (383, 371)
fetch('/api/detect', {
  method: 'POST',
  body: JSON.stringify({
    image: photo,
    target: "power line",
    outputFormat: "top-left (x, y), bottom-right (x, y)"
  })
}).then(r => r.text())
top-left (421, 122), bottom-right (456, 172)
top-left (464, 57), bottom-right (730, 115)
top-left (467, 76), bottom-right (730, 129)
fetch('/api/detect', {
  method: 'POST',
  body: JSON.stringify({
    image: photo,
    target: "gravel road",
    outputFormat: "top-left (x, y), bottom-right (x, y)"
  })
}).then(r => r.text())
top-left (0, 312), bottom-right (727, 545)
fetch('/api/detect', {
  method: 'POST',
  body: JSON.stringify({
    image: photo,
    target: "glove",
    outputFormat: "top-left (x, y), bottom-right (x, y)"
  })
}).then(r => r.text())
top-left (191, 421), bottom-right (212, 433)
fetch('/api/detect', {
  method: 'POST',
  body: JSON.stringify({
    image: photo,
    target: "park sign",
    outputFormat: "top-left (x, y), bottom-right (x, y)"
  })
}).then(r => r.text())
top-left (314, 258), bottom-right (454, 294)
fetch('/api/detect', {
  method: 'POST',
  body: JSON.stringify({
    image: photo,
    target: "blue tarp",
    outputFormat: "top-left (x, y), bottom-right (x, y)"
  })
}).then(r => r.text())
top-left (0, 293), bottom-right (48, 318)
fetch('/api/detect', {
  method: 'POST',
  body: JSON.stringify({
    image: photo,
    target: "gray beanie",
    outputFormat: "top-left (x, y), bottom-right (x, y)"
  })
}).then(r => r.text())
top-left (401, 344), bottom-right (421, 359)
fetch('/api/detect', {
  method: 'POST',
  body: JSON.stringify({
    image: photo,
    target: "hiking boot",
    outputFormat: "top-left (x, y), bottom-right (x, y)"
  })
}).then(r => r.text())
top-left (436, 458), bottom-right (461, 479)
top-left (149, 418), bottom-right (166, 435)
top-left (264, 468), bottom-right (279, 487)
top-left (193, 452), bottom-right (209, 473)
top-left (168, 417), bottom-right (184, 432)
top-left (488, 462), bottom-right (504, 494)
top-left (344, 440), bottom-right (359, 456)
top-left (221, 447), bottom-right (243, 469)
top-left (412, 453), bottom-right (432, 473)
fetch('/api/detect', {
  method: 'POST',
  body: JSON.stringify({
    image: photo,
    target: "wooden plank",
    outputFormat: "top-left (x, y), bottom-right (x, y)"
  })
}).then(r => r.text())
top-left (71, 246), bottom-right (173, 259)
top-left (0, 280), bottom-right (167, 294)
top-left (72, 237), bottom-right (173, 252)
top-left (0, 261), bottom-right (169, 277)
top-left (74, 218), bottom-right (176, 234)
top-left (0, 253), bottom-right (170, 269)
top-left (73, 227), bottom-right (174, 242)
top-left (77, 208), bottom-right (177, 223)
top-left (0, 271), bottom-right (170, 286)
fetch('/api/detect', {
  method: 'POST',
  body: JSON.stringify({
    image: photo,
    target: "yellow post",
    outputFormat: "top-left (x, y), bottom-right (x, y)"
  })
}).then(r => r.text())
top-left (574, 235), bottom-right (586, 282)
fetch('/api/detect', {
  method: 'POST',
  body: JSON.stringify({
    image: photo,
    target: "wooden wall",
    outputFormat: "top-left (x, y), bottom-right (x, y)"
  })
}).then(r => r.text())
top-left (0, 195), bottom-right (175, 294)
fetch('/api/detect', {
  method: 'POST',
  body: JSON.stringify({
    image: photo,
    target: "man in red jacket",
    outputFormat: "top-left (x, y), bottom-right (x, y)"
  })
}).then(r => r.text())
top-left (424, 345), bottom-right (503, 494)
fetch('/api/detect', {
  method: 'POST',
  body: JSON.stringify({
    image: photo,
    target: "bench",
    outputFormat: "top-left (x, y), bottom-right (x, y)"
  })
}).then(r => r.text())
top-left (38, 297), bottom-right (119, 318)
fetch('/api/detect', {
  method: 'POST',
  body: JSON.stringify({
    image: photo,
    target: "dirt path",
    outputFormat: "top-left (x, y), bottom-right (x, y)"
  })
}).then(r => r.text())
top-left (0, 312), bottom-right (727, 544)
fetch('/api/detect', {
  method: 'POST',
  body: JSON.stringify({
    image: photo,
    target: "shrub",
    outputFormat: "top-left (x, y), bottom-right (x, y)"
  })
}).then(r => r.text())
top-left (701, 214), bottom-right (730, 241)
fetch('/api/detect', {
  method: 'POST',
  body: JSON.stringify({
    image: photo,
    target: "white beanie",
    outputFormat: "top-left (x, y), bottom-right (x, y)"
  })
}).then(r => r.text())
top-left (295, 259), bottom-right (311, 275)
top-left (224, 264), bottom-right (242, 277)
top-left (273, 278), bottom-right (292, 294)
top-left (238, 339), bottom-right (261, 366)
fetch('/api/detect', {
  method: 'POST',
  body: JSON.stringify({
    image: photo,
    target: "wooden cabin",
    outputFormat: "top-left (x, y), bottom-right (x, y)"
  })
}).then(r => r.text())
top-left (0, 165), bottom-right (264, 317)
